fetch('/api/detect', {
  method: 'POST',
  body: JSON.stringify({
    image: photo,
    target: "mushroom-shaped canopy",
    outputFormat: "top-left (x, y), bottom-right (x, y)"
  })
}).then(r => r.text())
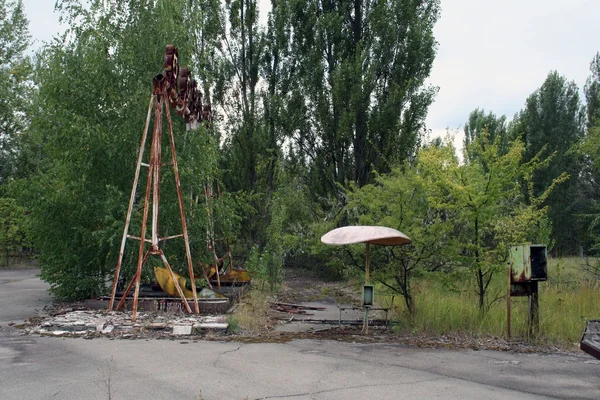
top-left (321, 226), bottom-right (412, 246)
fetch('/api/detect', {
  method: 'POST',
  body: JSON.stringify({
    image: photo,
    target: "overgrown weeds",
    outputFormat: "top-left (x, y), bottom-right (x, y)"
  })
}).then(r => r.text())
top-left (232, 282), bottom-right (274, 334)
top-left (380, 257), bottom-right (599, 348)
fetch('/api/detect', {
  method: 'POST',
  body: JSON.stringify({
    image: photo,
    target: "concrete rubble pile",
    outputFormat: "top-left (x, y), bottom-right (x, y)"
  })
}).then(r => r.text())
top-left (24, 309), bottom-right (228, 338)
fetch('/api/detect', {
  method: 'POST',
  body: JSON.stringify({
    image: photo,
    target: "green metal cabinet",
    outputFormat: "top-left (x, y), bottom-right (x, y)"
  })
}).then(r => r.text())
top-left (509, 244), bottom-right (547, 283)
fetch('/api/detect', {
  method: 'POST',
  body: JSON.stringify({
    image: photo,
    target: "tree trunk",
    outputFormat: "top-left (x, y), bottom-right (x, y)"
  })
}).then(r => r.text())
top-left (475, 216), bottom-right (485, 311)
top-left (352, 0), bottom-right (368, 186)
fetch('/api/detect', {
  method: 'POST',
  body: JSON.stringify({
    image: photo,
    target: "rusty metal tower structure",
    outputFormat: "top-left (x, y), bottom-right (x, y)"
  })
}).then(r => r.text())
top-left (108, 45), bottom-right (211, 320)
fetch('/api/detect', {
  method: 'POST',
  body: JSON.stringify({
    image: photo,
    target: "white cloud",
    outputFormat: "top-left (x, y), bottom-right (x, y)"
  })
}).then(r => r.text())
top-left (426, 0), bottom-right (600, 146)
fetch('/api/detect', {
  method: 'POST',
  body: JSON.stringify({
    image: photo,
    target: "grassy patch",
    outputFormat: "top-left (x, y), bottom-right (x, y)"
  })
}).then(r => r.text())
top-left (379, 257), bottom-right (599, 348)
top-left (232, 283), bottom-right (273, 334)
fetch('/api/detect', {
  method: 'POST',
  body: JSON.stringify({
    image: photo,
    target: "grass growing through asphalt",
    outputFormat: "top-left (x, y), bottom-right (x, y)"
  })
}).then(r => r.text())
top-left (379, 257), bottom-right (599, 348)
top-left (232, 282), bottom-right (273, 334)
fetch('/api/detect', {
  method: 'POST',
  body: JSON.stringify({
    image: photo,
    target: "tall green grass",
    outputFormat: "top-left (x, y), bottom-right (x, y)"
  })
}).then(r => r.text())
top-left (376, 257), bottom-right (599, 347)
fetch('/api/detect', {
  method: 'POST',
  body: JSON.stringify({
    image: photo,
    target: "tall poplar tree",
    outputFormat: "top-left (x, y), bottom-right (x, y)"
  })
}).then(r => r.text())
top-left (585, 52), bottom-right (600, 128)
top-left (509, 71), bottom-right (586, 255)
top-left (285, 0), bottom-right (440, 195)
top-left (0, 0), bottom-right (31, 187)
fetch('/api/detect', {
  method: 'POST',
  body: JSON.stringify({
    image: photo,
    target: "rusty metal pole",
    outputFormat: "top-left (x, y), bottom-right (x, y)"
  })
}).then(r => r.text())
top-left (152, 97), bottom-right (163, 250)
top-left (164, 98), bottom-right (199, 314)
top-left (108, 95), bottom-right (154, 311)
top-left (116, 252), bottom-right (150, 311)
top-left (131, 85), bottom-right (163, 321)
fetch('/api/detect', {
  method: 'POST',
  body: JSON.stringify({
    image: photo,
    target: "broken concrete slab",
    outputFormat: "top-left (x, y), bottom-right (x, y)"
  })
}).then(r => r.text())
top-left (193, 323), bottom-right (228, 330)
top-left (172, 325), bottom-right (193, 335)
top-left (21, 309), bottom-right (229, 339)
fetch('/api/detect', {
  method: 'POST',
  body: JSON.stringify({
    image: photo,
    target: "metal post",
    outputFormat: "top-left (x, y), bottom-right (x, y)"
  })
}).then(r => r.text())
top-left (507, 262), bottom-right (511, 341)
top-left (151, 96), bottom-right (162, 249)
top-left (527, 282), bottom-right (539, 338)
top-left (363, 243), bottom-right (370, 334)
top-left (130, 93), bottom-right (161, 321)
top-left (108, 95), bottom-right (154, 310)
top-left (164, 101), bottom-right (199, 314)
top-left (365, 243), bottom-right (370, 284)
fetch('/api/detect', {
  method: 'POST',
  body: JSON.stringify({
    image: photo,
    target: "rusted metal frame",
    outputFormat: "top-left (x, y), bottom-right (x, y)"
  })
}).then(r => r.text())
top-left (108, 95), bottom-right (154, 311)
top-left (126, 235), bottom-right (152, 243)
top-left (158, 252), bottom-right (192, 313)
top-left (160, 234), bottom-right (184, 241)
top-left (151, 96), bottom-right (163, 249)
top-left (131, 92), bottom-right (162, 322)
top-left (116, 251), bottom-right (151, 311)
top-left (164, 96), bottom-right (200, 314)
top-left (127, 234), bottom-right (184, 243)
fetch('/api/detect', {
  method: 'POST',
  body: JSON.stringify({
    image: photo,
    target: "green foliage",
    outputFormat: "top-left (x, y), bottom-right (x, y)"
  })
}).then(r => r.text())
top-left (0, 0), bottom-right (32, 186)
top-left (245, 245), bottom-right (280, 291)
top-left (283, 0), bottom-right (440, 192)
top-left (345, 132), bottom-right (557, 313)
top-left (226, 314), bottom-right (240, 333)
top-left (463, 108), bottom-right (508, 159)
top-left (581, 126), bottom-right (600, 253)
top-left (345, 158), bottom-right (456, 312)
top-left (585, 52), bottom-right (600, 128)
top-left (0, 197), bottom-right (27, 266)
top-left (509, 71), bottom-right (586, 255)
top-left (13, 1), bottom-right (221, 299)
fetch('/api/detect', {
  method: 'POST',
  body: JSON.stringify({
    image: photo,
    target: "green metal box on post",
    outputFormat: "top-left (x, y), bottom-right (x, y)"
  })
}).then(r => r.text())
top-left (507, 244), bottom-right (547, 340)
top-left (363, 285), bottom-right (374, 307)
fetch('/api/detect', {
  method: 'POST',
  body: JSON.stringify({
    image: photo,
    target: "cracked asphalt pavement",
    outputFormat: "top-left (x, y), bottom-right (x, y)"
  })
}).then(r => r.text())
top-left (1, 269), bottom-right (599, 400)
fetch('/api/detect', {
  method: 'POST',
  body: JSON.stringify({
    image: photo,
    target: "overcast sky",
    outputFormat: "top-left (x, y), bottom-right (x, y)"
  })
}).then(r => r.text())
top-left (22, 0), bottom-right (600, 148)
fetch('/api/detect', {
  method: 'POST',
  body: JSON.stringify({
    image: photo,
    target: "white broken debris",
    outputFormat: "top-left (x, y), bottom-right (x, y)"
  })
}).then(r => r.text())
top-left (172, 325), bottom-right (193, 335)
top-left (24, 310), bottom-right (228, 338)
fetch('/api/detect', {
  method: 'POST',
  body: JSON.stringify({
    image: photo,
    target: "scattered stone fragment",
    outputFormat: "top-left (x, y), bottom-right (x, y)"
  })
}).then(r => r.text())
top-left (172, 325), bottom-right (193, 335)
top-left (102, 325), bottom-right (114, 334)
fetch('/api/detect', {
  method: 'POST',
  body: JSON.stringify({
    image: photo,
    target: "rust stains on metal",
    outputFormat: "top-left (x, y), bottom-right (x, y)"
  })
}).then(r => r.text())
top-left (203, 263), bottom-right (251, 286)
top-left (108, 45), bottom-right (215, 321)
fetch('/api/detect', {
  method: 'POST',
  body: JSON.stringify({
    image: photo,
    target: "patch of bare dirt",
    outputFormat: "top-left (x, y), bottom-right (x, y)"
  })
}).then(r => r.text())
top-left (275, 268), bottom-right (360, 305)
